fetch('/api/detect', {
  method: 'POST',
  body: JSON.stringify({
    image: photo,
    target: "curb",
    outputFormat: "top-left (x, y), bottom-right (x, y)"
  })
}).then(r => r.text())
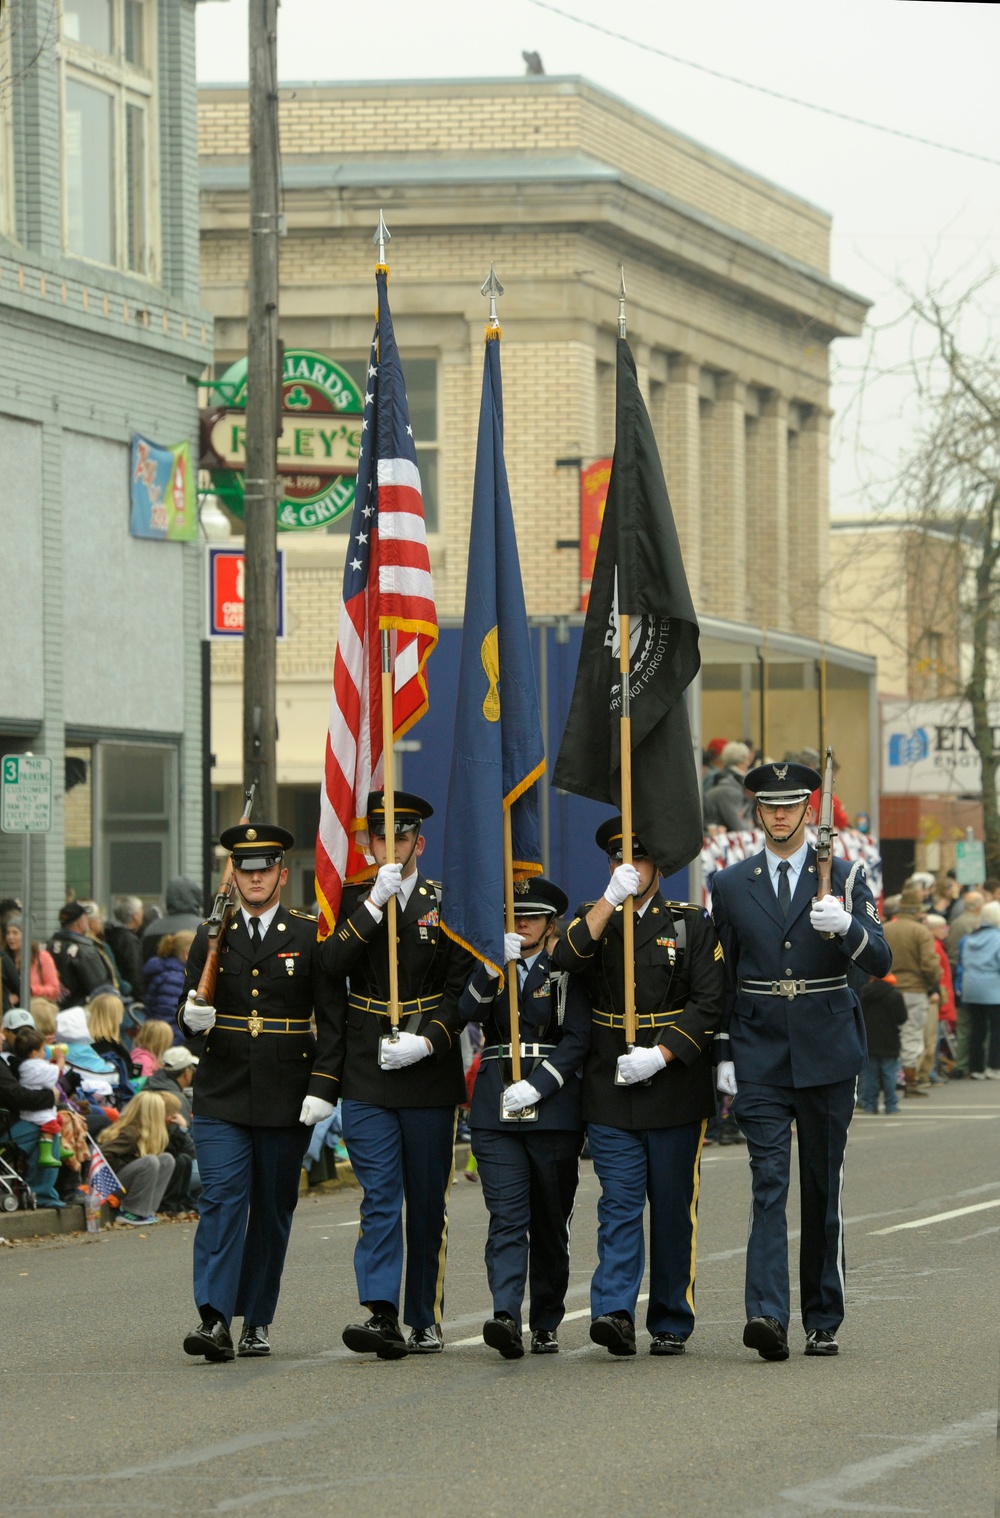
top-left (0, 1200), bottom-right (115, 1242)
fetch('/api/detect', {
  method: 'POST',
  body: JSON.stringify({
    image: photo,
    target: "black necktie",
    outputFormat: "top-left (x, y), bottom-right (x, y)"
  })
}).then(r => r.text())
top-left (776, 861), bottom-right (791, 918)
top-left (250, 916), bottom-right (261, 948)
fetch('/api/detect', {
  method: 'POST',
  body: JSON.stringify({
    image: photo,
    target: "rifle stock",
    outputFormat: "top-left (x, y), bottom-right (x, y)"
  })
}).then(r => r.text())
top-left (194, 783), bottom-right (256, 1006)
top-left (815, 747), bottom-right (836, 905)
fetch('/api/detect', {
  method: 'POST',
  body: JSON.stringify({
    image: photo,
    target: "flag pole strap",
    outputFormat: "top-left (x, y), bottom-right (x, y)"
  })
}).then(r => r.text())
top-left (618, 610), bottom-right (637, 1048)
top-left (380, 629), bottom-right (401, 1031)
top-left (502, 808), bottom-right (523, 1084)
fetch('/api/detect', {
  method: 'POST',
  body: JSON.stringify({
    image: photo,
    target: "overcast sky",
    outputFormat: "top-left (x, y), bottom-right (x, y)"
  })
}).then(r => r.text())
top-left (196, 0), bottom-right (1000, 518)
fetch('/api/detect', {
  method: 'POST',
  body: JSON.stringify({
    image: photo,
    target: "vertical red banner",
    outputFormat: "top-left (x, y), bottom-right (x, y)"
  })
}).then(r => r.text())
top-left (579, 458), bottom-right (612, 612)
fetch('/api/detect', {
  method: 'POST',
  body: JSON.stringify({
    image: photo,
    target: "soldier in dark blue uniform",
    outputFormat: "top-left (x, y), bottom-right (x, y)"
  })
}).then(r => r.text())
top-left (711, 761), bottom-right (891, 1362)
top-left (458, 878), bottom-right (589, 1360)
top-left (551, 818), bottom-right (725, 1358)
top-left (178, 824), bottom-right (341, 1363)
top-left (319, 791), bottom-right (474, 1359)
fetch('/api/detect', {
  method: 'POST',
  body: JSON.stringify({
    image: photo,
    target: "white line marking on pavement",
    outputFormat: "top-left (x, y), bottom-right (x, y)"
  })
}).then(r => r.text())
top-left (869, 1199), bottom-right (1000, 1235)
top-left (763, 1408), bottom-right (996, 1516)
top-left (451, 1294), bottom-right (650, 1347)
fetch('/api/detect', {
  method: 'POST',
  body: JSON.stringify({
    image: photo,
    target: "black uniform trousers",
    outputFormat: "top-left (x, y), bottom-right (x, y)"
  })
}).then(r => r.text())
top-left (192, 1116), bottom-right (309, 1326)
top-left (472, 1126), bottom-right (584, 1333)
top-left (732, 1077), bottom-right (855, 1333)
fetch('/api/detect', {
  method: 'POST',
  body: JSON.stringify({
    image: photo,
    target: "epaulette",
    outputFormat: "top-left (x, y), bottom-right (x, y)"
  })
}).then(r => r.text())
top-left (289, 908), bottom-right (318, 921)
top-left (662, 900), bottom-right (700, 910)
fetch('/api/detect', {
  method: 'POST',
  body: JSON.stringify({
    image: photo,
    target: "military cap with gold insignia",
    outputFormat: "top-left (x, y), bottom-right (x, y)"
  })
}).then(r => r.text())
top-left (512, 877), bottom-right (568, 918)
top-left (365, 790), bottom-right (433, 837)
top-left (219, 822), bottom-right (294, 870)
top-left (594, 815), bottom-right (652, 862)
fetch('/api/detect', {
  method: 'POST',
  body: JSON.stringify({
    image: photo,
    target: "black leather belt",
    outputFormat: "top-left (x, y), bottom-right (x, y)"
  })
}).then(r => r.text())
top-left (214, 1014), bottom-right (312, 1038)
top-left (591, 1006), bottom-right (686, 1029)
top-left (347, 992), bottom-right (443, 1019)
top-left (740, 976), bottom-right (848, 1001)
top-left (480, 1043), bottom-right (556, 1061)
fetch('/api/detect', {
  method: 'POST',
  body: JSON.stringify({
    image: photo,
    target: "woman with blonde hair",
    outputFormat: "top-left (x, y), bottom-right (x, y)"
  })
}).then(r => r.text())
top-left (130, 1019), bottom-right (174, 1079)
top-left (98, 1091), bottom-right (175, 1225)
top-left (87, 992), bottom-right (139, 1101)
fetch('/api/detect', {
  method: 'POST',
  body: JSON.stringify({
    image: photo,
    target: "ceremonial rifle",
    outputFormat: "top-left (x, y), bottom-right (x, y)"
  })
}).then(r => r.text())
top-left (815, 747), bottom-right (836, 937)
top-left (193, 782), bottom-right (256, 1007)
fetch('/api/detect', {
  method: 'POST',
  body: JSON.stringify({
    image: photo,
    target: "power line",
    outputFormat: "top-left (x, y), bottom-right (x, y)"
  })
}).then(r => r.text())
top-left (527, 0), bottom-right (1000, 170)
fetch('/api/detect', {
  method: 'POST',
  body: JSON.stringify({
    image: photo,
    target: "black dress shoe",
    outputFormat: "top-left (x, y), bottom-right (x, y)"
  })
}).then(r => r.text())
top-left (342, 1313), bottom-right (408, 1360)
top-left (237, 1324), bottom-right (271, 1357)
top-left (530, 1329), bottom-right (558, 1355)
top-left (804, 1328), bottom-right (839, 1356)
top-left (407, 1323), bottom-right (444, 1354)
top-left (650, 1332), bottom-right (687, 1356)
top-left (590, 1311), bottom-right (636, 1357)
top-left (743, 1316), bottom-right (789, 1361)
top-left (483, 1315), bottom-right (524, 1360)
top-left (183, 1318), bottom-right (235, 1362)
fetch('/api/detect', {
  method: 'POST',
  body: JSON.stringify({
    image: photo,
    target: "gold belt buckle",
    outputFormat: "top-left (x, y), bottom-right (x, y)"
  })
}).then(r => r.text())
top-left (247, 1014), bottom-right (264, 1037)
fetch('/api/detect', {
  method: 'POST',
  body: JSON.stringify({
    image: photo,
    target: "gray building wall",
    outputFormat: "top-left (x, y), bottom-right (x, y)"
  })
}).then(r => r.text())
top-left (0, 0), bottom-right (212, 937)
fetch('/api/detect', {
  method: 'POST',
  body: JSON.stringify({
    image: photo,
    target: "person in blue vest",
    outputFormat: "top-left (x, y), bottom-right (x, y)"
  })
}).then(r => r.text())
top-left (711, 761), bottom-right (891, 1363)
top-left (458, 877), bottom-right (589, 1359)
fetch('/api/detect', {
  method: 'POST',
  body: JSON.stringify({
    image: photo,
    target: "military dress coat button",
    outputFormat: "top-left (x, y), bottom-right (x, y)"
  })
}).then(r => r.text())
top-left (252, 968), bottom-right (259, 977)
top-left (251, 989), bottom-right (259, 998)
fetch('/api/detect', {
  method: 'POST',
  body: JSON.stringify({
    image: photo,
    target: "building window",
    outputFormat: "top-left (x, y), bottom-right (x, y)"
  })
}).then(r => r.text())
top-left (327, 356), bottom-right (439, 534)
top-left (60, 0), bottom-right (157, 279)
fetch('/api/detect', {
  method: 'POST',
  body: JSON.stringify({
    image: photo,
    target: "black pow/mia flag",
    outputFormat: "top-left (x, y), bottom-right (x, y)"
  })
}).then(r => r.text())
top-left (552, 338), bottom-right (703, 878)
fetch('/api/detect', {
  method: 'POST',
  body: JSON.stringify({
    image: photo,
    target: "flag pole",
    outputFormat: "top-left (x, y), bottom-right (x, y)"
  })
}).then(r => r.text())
top-left (617, 268), bottom-right (637, 1052)
top-left (482, 262), bottom-right (523, 1087)
top-left (375, 210), bottom-right (400, 1039)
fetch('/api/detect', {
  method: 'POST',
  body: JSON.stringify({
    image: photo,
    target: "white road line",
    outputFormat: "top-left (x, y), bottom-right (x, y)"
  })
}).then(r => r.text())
top-left (869, 1198), bottom-right (1000, 1235)
top-left (451, 1293), bottom-right (650, 1347)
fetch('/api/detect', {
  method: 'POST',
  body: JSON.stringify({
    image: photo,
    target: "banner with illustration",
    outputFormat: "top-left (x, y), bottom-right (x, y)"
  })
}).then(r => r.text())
top-left (130, 435), bottom-right (197, 540)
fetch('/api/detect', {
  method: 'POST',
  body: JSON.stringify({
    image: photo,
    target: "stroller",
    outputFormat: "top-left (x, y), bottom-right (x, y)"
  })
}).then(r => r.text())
top-left (0, 1126), bottom-right (37, 1212)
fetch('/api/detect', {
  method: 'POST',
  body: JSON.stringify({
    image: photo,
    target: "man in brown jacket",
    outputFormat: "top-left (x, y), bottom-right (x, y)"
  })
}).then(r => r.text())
top-left (883, 887), bottom-right (940, 1096)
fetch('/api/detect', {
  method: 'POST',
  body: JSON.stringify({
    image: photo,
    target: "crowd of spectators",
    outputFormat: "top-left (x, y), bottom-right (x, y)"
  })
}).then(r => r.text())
top-left (0, 881), bottom-right (206, 1222)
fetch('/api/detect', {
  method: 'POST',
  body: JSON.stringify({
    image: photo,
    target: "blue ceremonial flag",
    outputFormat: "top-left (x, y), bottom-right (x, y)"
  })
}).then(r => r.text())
top-left (441, 330), bottom-right (544, 977)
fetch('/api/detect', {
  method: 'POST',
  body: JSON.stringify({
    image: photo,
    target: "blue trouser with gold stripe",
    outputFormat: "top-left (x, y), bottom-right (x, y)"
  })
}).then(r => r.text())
top-left (588, 1119), bottom-right (706, 1339)
top-left (341, 1100), bottom-right (456, 1331)
top-left (191, 1117), bottom-right (308, 1326)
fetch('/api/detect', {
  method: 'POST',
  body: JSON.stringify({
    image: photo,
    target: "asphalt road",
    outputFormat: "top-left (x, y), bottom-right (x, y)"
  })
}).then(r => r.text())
top-left (2, 1082), bottom-right (998, 1518)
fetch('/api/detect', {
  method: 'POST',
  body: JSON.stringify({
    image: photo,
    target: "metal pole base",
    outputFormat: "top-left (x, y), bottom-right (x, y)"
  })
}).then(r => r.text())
top-left (499, 1094), bottom-right (539, 1123)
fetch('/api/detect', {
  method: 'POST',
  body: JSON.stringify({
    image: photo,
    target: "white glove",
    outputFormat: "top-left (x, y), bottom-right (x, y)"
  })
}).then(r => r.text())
top-left (380, 1030), bottom-right (431, 1068)
top-left (604, 863), bottom-right (641, 907)
top-left (370, 863), bottom-right (404, 909)
top-left (809, 894), bottom-right (852, 936)
top-left (299, 1096), bottom-right (335, 1126)
top-left (485, 931), bottom-right (524, 980)
top-left (503, 1080), bottom-right (542, 1113)
top-left (184, 991), bottom-right (216, 1033)
top-left (616, 1045), bottom-right (666, 1084)
top-left (716, 1061), bottom-right (738, 1097)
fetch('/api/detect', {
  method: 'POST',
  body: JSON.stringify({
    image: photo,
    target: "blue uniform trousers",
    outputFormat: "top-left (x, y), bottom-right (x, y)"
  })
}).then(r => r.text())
top-left (471, 1126), bottom-right (583, 1333)
top-left (732, 1078), bottom-right (855, 1333)
top-left (341, 1100), bottom-right (456, 1330)
top-left (588, 1120), bottom-right (707, 1339)
top-left (191, 1116), bottom-right (308, 1326)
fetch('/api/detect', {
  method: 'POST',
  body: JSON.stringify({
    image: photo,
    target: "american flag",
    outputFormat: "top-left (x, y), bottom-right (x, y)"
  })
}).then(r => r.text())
top-left (316, 268), bottom-right (437, 939)
top-left (88, 1143), bottom-right (124, 1201)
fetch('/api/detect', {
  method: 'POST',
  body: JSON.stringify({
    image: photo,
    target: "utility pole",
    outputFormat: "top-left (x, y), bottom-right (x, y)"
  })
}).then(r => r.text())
top-left (242, 0), bottom-right (280, 823)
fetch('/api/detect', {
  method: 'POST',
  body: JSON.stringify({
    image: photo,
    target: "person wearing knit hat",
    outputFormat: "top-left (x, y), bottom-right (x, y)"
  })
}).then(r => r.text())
top-left (47, 904), bottom-right (107, 1006)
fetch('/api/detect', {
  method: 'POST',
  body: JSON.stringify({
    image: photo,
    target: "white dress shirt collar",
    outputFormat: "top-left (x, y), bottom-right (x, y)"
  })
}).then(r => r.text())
top-left (241, 901), bottom-right (281, 937)
top-left (763, 838), bottom-right (809, 894)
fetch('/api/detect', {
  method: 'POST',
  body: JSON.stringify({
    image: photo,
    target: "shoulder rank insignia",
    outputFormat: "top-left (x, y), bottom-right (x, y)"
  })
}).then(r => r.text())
top-left (713, 942), bottom-right (724, 962)
top-left (866, 900), bottom-right (881, 924)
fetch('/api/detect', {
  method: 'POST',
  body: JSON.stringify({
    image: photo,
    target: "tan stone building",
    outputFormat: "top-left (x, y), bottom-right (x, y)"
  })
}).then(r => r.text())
top-left (197, 76), bottom-right (875, 890)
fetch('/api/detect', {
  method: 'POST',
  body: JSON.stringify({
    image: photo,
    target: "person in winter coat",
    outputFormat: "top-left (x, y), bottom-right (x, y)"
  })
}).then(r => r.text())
top-left (956, 900), bottom-right (1000, 1079)
top-left (139, 879), bottom-right (203, 963)
top-left (98, 1091), bottom-right (175, 1224)
top-left (129, 1019), bottom-right (174, 1080)
top-left (858, 973), bottom-right (907, 1114)
top-left (142, 932), bottom-right (195, 1030)
top-left (86, 992), bottom-right (139, 1102)
top-left (4, 916), bottom-right (61, 1001)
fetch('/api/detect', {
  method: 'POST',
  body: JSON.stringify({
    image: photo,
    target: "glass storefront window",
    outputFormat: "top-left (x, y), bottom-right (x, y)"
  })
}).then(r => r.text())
top-left (63, 0), bottom-right (113, 54)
